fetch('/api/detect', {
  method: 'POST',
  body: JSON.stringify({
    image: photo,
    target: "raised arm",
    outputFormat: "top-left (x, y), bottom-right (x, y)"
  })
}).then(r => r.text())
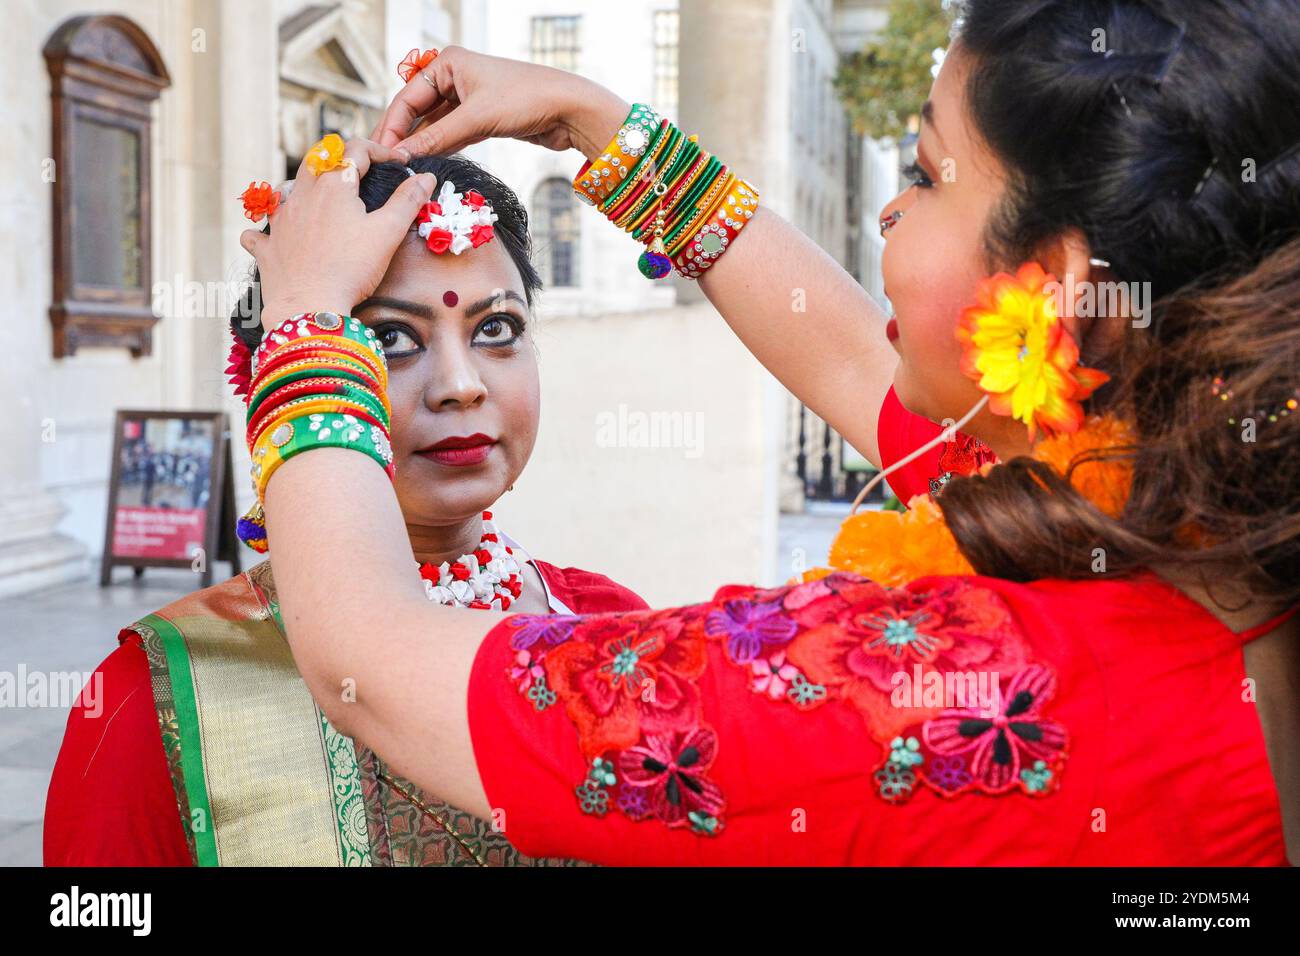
top-left (375, 47), bottom-right (897, 463)
top-left (694, 208), bottom-right (896, 463)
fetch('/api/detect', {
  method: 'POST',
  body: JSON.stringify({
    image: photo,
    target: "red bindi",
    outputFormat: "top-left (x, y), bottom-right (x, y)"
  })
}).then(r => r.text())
top-left (442, 290), bottom-right (459, 307)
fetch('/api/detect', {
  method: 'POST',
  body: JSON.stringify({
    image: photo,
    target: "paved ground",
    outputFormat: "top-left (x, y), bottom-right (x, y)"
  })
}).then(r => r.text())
top-left (774, 502), bottom-right (853, 582)
top-left (0, 565), bottom-right (226, 867)
top-left (0, 507), bottom-right (854, 867)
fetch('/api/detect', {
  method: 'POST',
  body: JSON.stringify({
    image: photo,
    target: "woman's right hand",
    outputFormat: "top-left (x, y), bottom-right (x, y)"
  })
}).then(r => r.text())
top-left (372, 46), bottom-right (631, 162)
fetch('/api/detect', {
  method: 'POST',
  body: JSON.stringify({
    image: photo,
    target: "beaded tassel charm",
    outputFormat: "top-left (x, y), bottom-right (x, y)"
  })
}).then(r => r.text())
top-left (637, 181), bottom-right (673, 279)
top-left (236, 501), bottom-right (269, 553)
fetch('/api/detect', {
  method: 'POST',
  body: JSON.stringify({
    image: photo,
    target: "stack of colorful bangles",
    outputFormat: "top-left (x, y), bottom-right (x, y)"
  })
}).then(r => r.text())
top-left (573, 104), bottom-right (759, 280)
top-left (235, 311), bottom-right (394, 552)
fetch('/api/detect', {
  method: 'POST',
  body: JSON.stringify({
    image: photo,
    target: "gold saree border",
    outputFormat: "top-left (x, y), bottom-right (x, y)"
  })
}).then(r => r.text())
top-left (136, 566), bottom-right (369, 865)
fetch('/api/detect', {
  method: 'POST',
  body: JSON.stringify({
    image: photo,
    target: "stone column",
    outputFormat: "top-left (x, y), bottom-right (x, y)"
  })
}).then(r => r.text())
top-left (0, 1), bottom-right (91, 597)
top-left (676, 0), bottom-right (791, 306)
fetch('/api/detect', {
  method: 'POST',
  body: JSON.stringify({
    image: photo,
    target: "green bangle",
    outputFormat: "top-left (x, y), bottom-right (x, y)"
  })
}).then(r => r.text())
top-left (626, 140), bottom-right (701, 234)
top-left (277, 411), bottom-right (393, 474)
top-left (663, 158), bottom-right (725, 246)
top-left (643, 155), bottom-right (721, 243)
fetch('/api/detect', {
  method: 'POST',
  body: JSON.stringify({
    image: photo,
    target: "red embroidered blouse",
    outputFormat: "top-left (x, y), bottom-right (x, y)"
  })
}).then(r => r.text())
top-left (43, 560), bottom-right (648, 867)
top-left (467, 571), bottom-right (1290, 865)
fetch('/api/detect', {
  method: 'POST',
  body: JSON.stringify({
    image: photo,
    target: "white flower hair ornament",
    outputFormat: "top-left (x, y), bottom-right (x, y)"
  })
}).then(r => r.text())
top-left (414, 178), bottom-right (498, 255)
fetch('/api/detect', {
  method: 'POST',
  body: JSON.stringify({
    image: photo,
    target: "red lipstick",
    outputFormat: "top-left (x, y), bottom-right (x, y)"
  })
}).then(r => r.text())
top-left (416, 433), bottom-right (496, 467)
top-left (885, 317), bottom-right (900, 343)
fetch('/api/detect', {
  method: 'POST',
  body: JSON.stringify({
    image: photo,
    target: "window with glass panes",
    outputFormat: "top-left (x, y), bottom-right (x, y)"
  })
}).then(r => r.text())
top-left (530, 16), bottom-right (581, 71)
top-left (533, 177), bottom-right (580, 287)
top-left (653, 10), bottom-right (679, 119)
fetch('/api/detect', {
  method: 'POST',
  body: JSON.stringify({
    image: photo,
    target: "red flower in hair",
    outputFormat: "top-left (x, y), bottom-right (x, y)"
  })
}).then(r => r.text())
top-left (426, 228), bottom-right (453, 254)
top-left (225, 331), bottom-right (253, 398)
top-left (469, 223), bottom-right (495, 248)
top-left (463, 189), bottom-right (486, 209)
top-left (397, 47), bottom-right (439, 83)
top-left (417, 201), bottom-right (443, 224)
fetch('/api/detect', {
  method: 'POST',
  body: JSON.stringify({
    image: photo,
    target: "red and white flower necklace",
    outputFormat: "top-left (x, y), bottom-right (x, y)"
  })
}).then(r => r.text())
top-left (417, 511), bottom-right (524, 610)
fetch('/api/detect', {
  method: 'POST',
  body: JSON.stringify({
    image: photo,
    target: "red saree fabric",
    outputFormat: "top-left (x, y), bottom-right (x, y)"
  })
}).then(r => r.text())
top-left (43, 560), bottom-right (647, 866)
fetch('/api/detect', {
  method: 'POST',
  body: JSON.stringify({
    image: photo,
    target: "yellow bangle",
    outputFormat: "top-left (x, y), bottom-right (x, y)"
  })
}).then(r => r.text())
top-left (604, 125), bottom-right (676, 223)
top-left (574, 104), bottom-right (663, 206)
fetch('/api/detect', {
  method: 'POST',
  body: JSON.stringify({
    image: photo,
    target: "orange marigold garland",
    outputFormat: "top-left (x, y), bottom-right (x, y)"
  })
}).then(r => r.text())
top-left (1034, 414), bottom-right (1134, 519)
top-left (818, 416), bottom-right (1134, 586)
top-left (807, 262), bottom-right (1131, 587)
top-left (828, 494), bottom-right (975, 587)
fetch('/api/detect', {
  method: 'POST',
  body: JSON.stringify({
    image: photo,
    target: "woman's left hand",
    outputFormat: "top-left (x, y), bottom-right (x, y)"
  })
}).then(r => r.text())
top-left (239, 137), bottom-right (437, 333)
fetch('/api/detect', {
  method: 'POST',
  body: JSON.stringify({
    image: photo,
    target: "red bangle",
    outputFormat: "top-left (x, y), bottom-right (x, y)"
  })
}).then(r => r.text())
top-left (673, 178), bottom-right (759, 278)
top-left (253, 342), bottom-right (386, 386)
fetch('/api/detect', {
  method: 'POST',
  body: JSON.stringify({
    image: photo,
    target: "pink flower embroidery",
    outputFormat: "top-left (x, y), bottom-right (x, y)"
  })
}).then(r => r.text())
top-left (510, 648), bottom-right (544, 694)
top-left (923, 664), bottom-right (1067, 793)
top-left (750, 651), bottom-right (799, 700)
top-left (618, 727), bottom-right (724, 827)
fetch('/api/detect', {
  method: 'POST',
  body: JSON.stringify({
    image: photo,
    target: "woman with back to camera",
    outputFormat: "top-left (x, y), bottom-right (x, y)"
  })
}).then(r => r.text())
top-left (237, 0), bottom-right (1299, 864)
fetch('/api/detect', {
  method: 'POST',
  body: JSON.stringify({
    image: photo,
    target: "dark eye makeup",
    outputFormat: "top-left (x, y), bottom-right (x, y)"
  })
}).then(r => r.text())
top-left (370, 313), bottom-right (528, 359)
top-left (899, 159), bottom-right (934, 190)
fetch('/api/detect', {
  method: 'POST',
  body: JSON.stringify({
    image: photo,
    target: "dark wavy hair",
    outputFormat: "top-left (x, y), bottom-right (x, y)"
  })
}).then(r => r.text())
top-left (936, 0), bottom-right (1300, 607)
top-left (230, 153), bottom-right (541, 352)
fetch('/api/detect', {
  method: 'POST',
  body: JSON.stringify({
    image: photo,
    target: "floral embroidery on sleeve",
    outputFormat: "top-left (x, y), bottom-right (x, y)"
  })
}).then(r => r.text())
top-left (503, 571), bottom-right (1068, 837)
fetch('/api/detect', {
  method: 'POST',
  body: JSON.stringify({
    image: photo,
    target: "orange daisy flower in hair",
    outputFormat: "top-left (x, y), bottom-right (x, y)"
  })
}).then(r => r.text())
top-left (397, 47), bottom-right (439, 83)
top-left (239, 181), bottom-right (281, 223)
top-left (956, 262), bottom-right (1109, 440)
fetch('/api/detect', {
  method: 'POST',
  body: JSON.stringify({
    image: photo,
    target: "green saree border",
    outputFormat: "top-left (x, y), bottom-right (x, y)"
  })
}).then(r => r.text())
top-left (134, 619), bottom-right (199, 863)
top-left (318, 711), bottom-right (373, 866)
top-left (141, 611), bottom-right (220, 867)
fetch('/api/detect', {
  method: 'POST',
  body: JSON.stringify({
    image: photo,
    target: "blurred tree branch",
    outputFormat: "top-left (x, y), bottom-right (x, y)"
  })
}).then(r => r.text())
top-left (834, 0), bottom-right (957, 142)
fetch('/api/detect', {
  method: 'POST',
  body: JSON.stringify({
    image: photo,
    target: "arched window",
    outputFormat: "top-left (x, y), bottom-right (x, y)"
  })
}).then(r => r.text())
top-left (44, 14), bottom-right (170, 357)
top-left (532, 178), bottom-right (580, 288)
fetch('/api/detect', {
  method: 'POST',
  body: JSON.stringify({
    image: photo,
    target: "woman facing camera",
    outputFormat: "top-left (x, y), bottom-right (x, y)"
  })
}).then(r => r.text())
top-left (244, 0), bottom-right (1298, 866)
top-left (44, 154), bottom-right (646, 867)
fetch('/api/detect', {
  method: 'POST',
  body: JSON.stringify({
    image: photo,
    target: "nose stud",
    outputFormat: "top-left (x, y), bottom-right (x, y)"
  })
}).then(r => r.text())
top-left (879, 210), bottom-right (904, 237)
